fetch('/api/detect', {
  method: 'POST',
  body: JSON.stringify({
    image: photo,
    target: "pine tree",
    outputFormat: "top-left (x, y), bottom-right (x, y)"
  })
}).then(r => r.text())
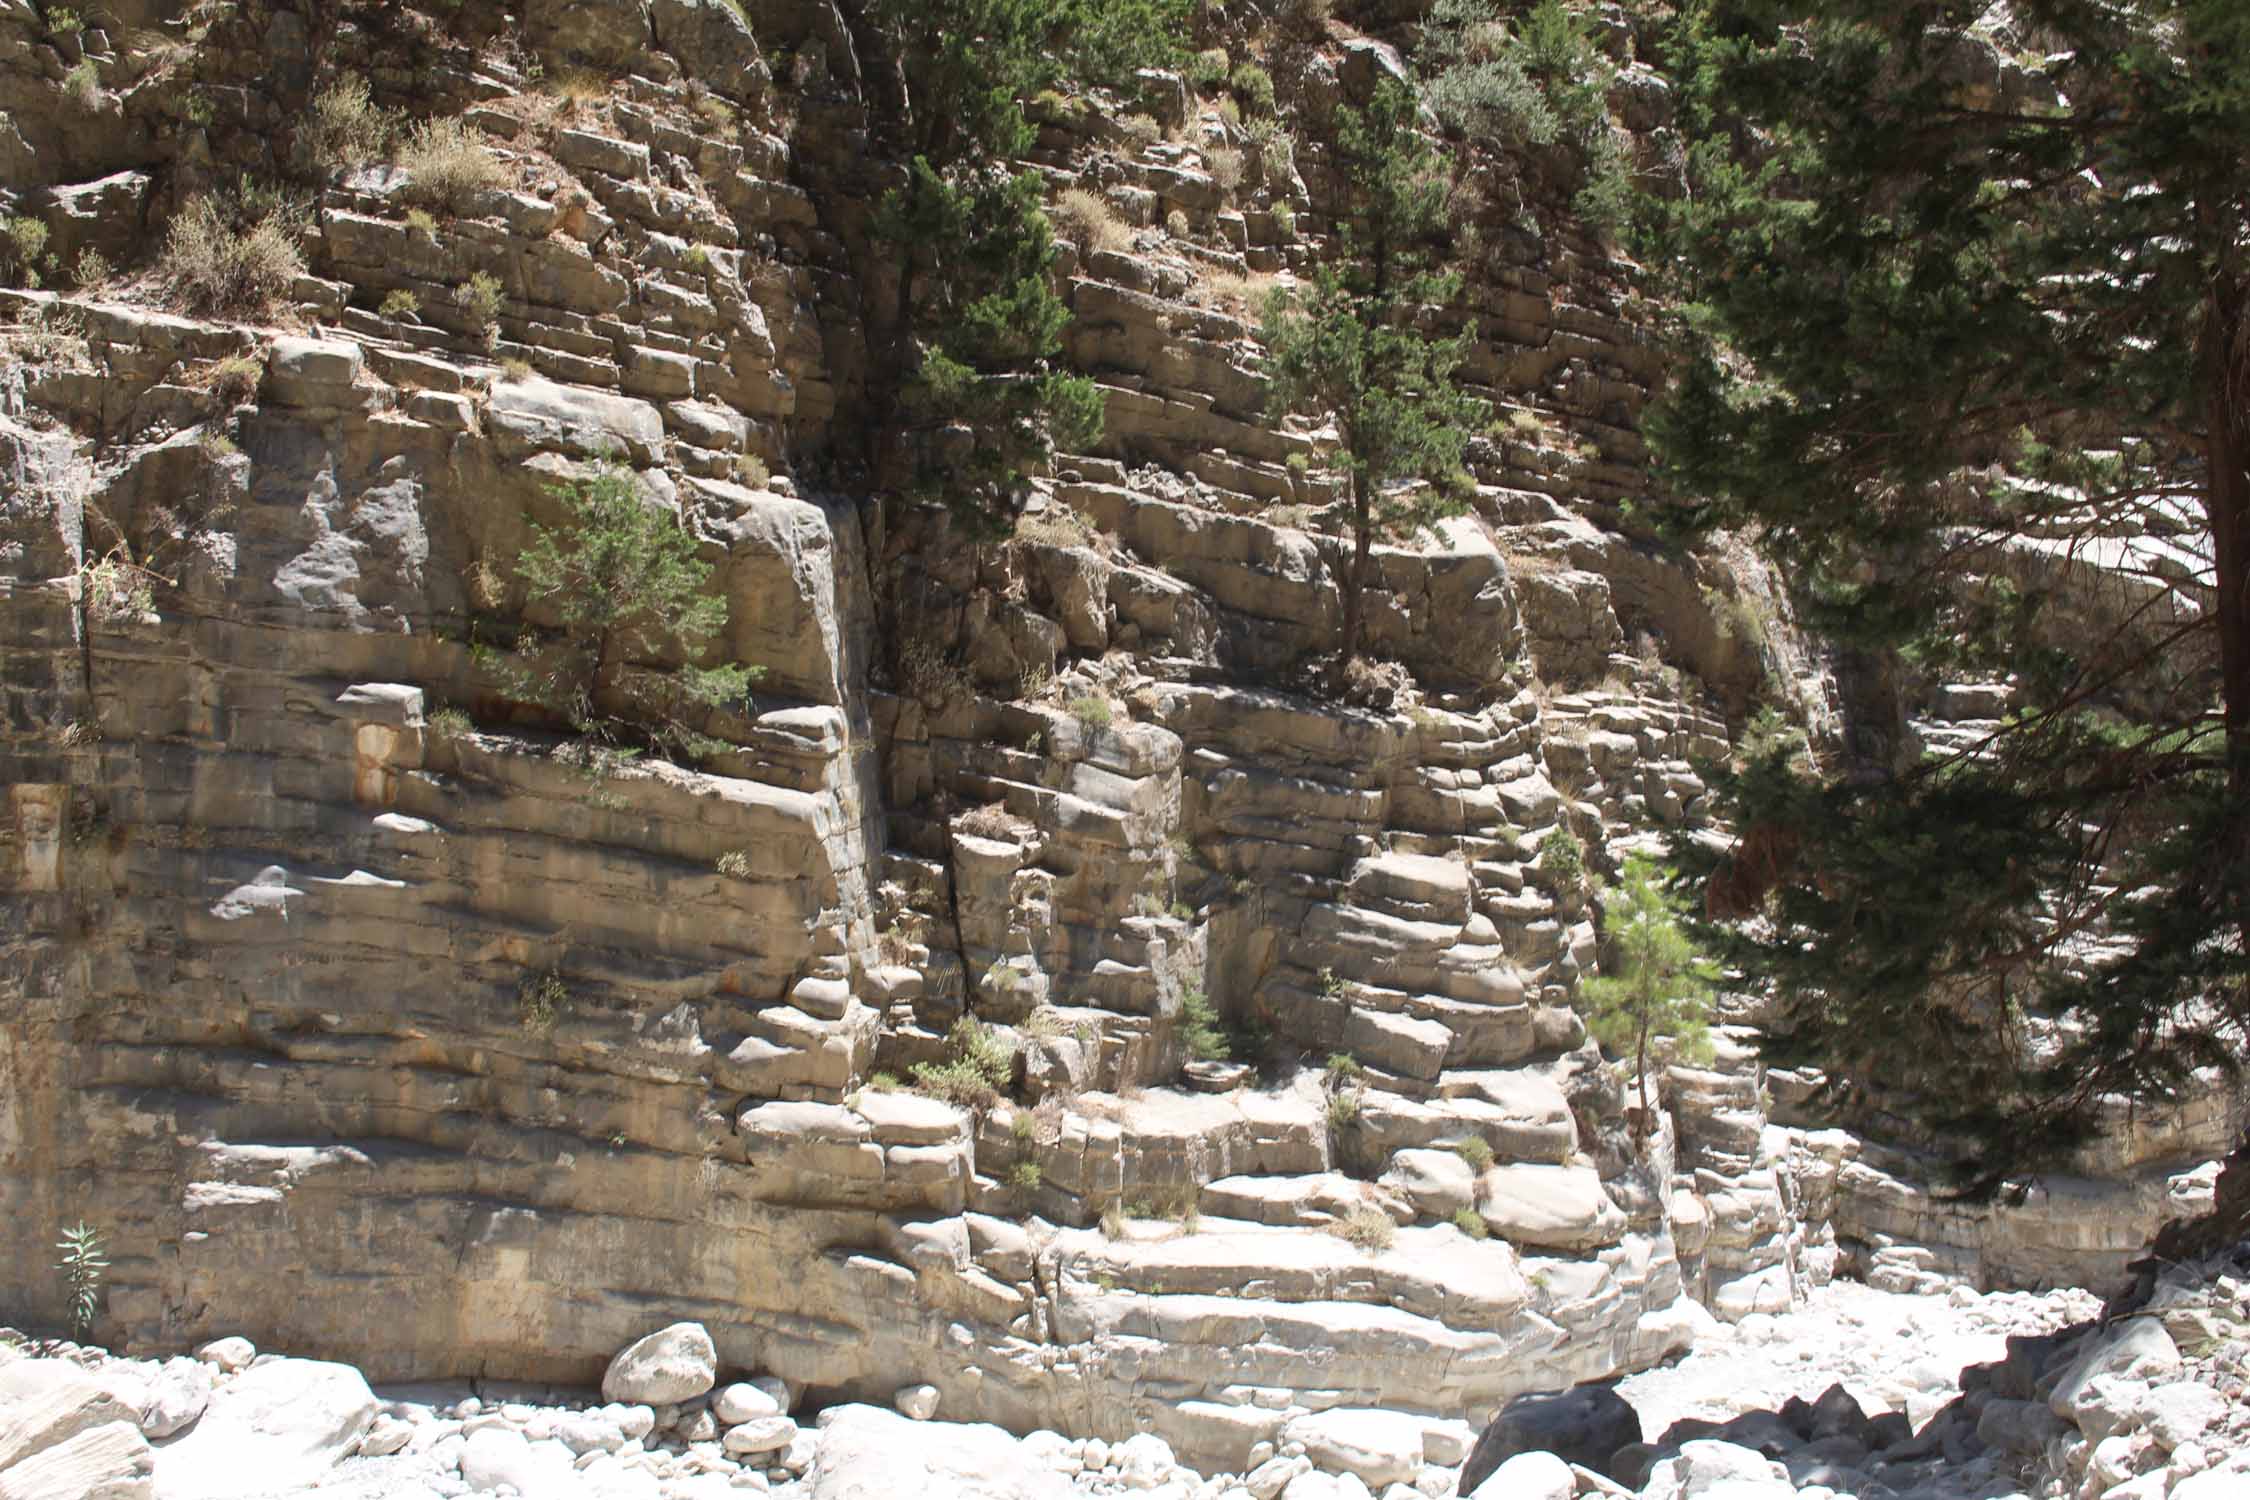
top-left (1579, 855), bottom-right (1716, 1137)
top-left (863, 0), bottom-right (1185, 532)
top-left (482, 460), bottom-right (757, 755)
top-left (1261, 77), bottom-right (1489, 693)
top-left (1639, 1), bottom-right (2250, 1195)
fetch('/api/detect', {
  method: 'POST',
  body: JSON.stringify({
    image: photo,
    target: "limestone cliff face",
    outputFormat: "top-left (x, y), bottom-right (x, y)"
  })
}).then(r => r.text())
top-left (0, 0), bottom-right (2228, 1470)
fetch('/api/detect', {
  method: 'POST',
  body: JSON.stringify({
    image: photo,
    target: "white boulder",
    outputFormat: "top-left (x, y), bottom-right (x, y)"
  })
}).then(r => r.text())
top-left (1467, 1450), bottom-right (1571, 1500)
top-left (191, 1340), bottom-right (253, 1374)
top-left (601, 1324), bottom-right (718, 1406)
top-left (152, 1358), bottom-right (376, 1500)
top-left (715, 1382), bottom-right (782, 1425)
top-left (461, 1425), bottom-right (586, 1497)
top-left (1280, 1410), bottom-right (1423, 1489)
top-left (808, 1404), bottom-right (1071, 1499)
top-left (722, 1416), bottom-right (798, 1455)
top-left (138, 1364), bottom-right (208, 1440)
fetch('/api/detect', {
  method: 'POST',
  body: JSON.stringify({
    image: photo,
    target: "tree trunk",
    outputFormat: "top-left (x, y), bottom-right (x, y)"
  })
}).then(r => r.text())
top-left (1635, 1014), bottom-right (1651, 1140)
top-left (1331, 468), bottom-right (1372, 695)
top-left (2182, 264), bottom-right (2250, 1265)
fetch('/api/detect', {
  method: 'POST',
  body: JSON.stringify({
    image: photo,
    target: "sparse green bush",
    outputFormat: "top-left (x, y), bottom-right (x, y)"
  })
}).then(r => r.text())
top-left (405, 208), bottom-right (439, 235)
top-left (207, 354), bottom-right (263, 406)
top-left (1419, 0), bottom-right (1631, 229)
top-left (1325, 1089), bottom-right (1361, 1129)
top-left (81, 550), bottom-right (154, 622)
top-left (427, 706), bottom-right (473, 739)
top-left (458, 270), bottom-right (505, 334)
top-left (1335, 1204), bottom-right (1394, 1251)
top-left (1324, 1051), bottom-right (1361, 1085)
top-left (398, 116), bottom-right (507, 213)
top-left (1189, 47), bottom-right (1228, 88)
top-left (910, 1015), bottom-right (1018, 1109)
top-left (518, 969), bottom-right (566, 1033)
top-left (1229, 62), bottom-right (1275, 116)
top-left (53, 1222), bottom-right (105, 1339)
top-left (2, 216), bottom-right (50, 289)
top-left (379, 287), bottom-right (421, 319)
top-left (1538, 825), bottom-right (1589, 896)
top-left (1070, 694), bottom-right (1112, 728)
top-left (64, 59), bottom-right (100, 109)
top-left (1205, 146), bottom-right (1243, 191)
top-left (1452, 1206), bottom-right (1490, 1239)
top-left (158, 194), bottom-right (307, 319)
top-left (1451, 1134), bottom-right (1496, 1171)
top-left (299, 74), bottom-right (394, 176)
top-left (1120, 113), bottom-right (1161, 148)
top-left (71, 247), bottom-right (111, 288)
top-left (45, 7), bottom-right (84, 34)
top-left (1007, 1160), bottom-right (1042, 1190)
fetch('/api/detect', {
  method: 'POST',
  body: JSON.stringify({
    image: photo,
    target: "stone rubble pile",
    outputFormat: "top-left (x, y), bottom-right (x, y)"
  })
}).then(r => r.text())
top-left (1, 1252), bottom-right (2242, 1500)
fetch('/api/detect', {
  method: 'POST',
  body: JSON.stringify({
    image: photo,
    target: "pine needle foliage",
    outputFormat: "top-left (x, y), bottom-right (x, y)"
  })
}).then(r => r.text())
top-left (1178, 984), bottom-right (1230, 1063)
top-left (1261, 77), bottom-right (1487, 692)
top-left (482, 460), bottom-right (757, 757)
top-left (864, 0), bottom-right (1186, 533)
top-left (1639, 0), bottom-right (2250, 1195)
top-left (1579, 856), bottom-right (1716, 1133)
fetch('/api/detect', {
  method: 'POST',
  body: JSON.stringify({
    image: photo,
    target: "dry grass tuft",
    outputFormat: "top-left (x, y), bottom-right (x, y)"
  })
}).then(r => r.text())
top-left (1050, 187), bottom-right (1131, 258)
top-left (1193, 268), bottom-right (1277, 313)
top-left (298, 74), bottom-right (393, 176)
top-left (398, 117), bottom-right (508, 213)
top-left (1334, 1203), bottom-right (1397, 1252)
top-left (158, 196), bottom-right (305, 319)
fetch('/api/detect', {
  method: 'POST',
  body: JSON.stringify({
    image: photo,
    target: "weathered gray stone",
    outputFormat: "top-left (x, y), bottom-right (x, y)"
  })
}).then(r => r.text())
top-left (602, 1324), bottom-right (718, 1406)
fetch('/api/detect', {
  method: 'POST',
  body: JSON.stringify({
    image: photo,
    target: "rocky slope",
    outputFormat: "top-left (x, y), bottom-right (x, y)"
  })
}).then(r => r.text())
top-left (0, 0), bottom-right (2237, 1477)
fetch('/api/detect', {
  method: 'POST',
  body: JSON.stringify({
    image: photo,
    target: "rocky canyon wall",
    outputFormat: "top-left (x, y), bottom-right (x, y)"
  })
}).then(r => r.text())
top-left (0, 0), bottom-right (2235, 1473)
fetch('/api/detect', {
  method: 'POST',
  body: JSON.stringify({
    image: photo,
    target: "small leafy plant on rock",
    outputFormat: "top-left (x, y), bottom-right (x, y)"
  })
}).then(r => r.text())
top-left (54, 1221), bottom-right (105, 1340)
top-left (909, 1016), bottom-right (1019, 1110)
